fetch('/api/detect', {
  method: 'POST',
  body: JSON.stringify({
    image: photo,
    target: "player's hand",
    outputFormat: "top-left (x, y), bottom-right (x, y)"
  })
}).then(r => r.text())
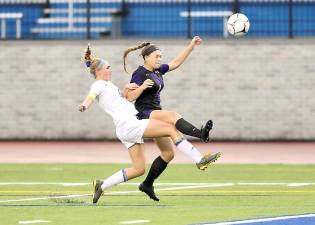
top-left (122, 83), bottom-right (139, 97)
top-left (141, 79), bottom-right (154, 90)
top-left (191, 36), bottom-right (202, 46)
top-left (125, 83), bottom-right (139, 90)
top-left (79, 105), bottom-right (87, 112)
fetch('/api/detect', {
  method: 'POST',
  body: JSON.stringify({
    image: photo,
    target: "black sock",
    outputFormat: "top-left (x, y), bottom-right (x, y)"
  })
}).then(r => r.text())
top-left (143, 156), bottom-right (168, 187)
top-left (175, 118), bottom-right (201, 138)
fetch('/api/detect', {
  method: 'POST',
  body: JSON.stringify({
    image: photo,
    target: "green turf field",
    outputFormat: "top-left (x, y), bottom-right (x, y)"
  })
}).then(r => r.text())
top-left (0, 164), bottom-right (315, 225)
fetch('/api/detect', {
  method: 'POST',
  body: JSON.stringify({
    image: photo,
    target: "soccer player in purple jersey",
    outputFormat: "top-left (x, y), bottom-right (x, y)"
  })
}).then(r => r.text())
top-left (123, 36), bottom-right (218, 201)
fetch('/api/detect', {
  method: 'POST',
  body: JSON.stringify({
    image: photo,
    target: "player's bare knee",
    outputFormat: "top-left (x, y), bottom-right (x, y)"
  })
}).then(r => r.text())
top-left (171, 111), bottom-right (182, 124)
top-left (135, 167), bottom-right (145, 176)
top-left (163, 150), bottom-right (174, 161)
top-left (166, 125), bottom-right (177, 137)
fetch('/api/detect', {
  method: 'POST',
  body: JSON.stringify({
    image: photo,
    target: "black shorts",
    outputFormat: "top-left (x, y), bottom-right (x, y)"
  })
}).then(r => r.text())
top-left (136, 108), bottom-right (161, 120)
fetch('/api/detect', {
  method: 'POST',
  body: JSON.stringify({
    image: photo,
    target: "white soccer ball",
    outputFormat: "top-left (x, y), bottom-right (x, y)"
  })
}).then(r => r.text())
top-left (227, 13), bottom-right (250, 37)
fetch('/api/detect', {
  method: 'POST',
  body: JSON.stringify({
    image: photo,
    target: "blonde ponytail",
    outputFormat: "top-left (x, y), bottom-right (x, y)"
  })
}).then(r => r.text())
top-left (83, 44), bottom-right (101, 77)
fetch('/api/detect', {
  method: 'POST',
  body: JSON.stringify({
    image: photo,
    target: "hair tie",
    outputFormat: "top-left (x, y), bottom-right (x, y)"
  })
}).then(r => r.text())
top-left (85, 60), bottom-right (91, 68)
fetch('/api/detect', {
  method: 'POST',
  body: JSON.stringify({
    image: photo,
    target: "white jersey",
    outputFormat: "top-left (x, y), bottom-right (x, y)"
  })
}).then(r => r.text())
top-left (89, 80), bottom-right (138, 126)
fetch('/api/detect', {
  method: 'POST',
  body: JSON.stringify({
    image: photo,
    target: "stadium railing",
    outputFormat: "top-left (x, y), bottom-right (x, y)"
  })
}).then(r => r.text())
top-left (0, 0), bottom-right (314, 39)
top-left (0, 12), bottom-right (23, 39)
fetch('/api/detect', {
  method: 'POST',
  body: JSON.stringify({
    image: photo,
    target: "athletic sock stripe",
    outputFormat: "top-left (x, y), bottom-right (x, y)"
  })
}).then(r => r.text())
top-left (122, 169), bottom-right (128, 182)
top-left (175, 138), bottom-right (185, 146)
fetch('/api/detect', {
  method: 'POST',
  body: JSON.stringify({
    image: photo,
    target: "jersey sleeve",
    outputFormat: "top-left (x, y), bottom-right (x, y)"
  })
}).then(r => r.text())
top-left (158, 64), bottom-right (170, 75)
top-left (89, 81), bottom-right (104, 97)
top-left (130, 71), bottom-right (146, 85)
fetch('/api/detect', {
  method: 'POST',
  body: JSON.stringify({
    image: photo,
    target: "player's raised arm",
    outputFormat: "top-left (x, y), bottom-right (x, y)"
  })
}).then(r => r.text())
top-left (125, 79), bottom-right (154, 102)
top-left (121, 83), bottom-right (139, 98)
top-left (168, 36), bottom-right (202, 71)
top-left (79, 93), bottom-right (96, 112)
top-left (79, 44), bottom-right (103, 112)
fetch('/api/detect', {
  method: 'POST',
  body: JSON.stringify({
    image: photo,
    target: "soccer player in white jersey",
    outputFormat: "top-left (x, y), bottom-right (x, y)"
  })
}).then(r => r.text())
top-left (79, 46), bottom-right (221, 204)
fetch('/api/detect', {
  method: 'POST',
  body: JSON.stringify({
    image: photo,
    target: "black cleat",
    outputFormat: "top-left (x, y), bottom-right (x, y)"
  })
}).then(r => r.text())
top-left (200, 120), bottom-right (213, 143)
top-left (92, 180), bottom-right (104, 204)
top-left (139, 183), bottom-right (159, 201)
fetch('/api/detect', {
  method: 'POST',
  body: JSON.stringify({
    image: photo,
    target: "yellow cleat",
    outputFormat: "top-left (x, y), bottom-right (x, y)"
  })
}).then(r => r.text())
top-left (92, 179), bottom-right (104, 204)
top-left (196, 152), bottom-right (221, 170)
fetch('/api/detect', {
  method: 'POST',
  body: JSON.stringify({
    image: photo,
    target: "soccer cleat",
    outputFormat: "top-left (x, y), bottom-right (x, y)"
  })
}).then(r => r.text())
top-left (200, 120), bottom-right (213, 143)
top-left (139, 183), bottom-right (159, 201)
top-left (92, 179), bottom-right (104, 204)
top-left (196, 152), bottom-right (221, 170)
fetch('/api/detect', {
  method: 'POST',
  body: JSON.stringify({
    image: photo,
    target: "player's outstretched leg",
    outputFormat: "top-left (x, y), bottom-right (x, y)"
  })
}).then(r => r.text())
top-left (196, 152), bottom-right (221, 170)
top-left (150, 111), bottom-right (213, 143)
top-left (92, 144), bottom-right (145, 204)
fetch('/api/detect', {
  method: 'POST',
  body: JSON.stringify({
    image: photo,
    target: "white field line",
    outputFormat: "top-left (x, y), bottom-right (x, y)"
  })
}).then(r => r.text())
top-left (107, 184), bottom-right (234, 196)
top-left (0, 182), bottom-right (90, 186)
top-left (287, 183), bottom-right (312, 187)
top-left (0, 182), bottom-right (314, 186)
top-left (0, 184), bottom-right (231, 203)
top-left (120, 220), bottom-right (150, 224)
top-left (19, 221), bottom-right (50, 224)
top-left (0, 182), bottom-right (314, 203)
top-left (203, 213), bottom-right (315, 225)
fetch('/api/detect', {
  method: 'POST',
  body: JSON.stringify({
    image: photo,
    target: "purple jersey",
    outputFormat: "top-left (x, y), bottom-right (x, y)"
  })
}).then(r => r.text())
top-left (131, 64), bottom-right (169, 119)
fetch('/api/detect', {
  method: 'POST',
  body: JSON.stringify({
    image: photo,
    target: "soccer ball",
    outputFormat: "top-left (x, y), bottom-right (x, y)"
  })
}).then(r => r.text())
top-left (227, 13), bottom-right (250, 37)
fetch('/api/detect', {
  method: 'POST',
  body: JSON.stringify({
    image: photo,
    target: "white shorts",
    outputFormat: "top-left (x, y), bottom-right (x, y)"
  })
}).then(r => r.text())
top-left (116, 117), bottom-right (150, 149)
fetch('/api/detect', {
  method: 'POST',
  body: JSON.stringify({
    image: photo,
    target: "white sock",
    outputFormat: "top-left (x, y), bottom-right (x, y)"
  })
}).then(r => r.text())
top-left (101, 169), bottom-right (128, 190)
top-left (175, 139), bottom-right (202, 163)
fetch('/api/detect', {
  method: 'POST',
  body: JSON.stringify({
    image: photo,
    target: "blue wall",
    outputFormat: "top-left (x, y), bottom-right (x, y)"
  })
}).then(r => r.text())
top-left (1, 1), bottom-right (315, 39)
top-left (122, 1), bottom-right (315, 37)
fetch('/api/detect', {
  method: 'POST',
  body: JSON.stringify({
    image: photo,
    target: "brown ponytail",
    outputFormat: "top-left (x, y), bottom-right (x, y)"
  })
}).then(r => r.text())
top-left (123, 42), bottom-right (150, 74)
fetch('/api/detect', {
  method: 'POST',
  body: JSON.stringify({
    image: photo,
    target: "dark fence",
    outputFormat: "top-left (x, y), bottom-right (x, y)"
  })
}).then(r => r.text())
top-left (0, 0), bottom-right (314, 39)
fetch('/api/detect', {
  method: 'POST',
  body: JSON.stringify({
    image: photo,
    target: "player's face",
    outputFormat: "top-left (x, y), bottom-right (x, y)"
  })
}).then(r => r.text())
top-left (146, 50), bottom-right (162, 69)
top-left (99, 64), bottom-right (112, 80)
